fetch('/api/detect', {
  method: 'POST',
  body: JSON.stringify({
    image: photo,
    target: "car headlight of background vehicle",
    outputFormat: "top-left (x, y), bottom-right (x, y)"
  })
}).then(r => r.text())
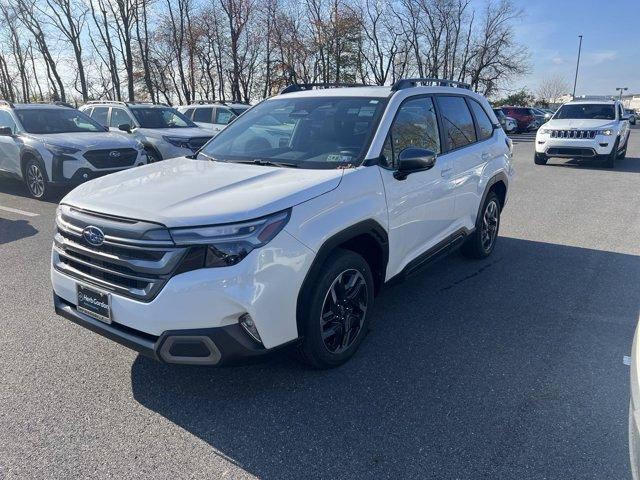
top-left (597, 129), bottom-right (613, 136)
top-left (45, 144), bottom-right (81, 156)
top-left (162, 136), bottom-right (191, 149)
top-left (171, 210), bottom-right (291, 268)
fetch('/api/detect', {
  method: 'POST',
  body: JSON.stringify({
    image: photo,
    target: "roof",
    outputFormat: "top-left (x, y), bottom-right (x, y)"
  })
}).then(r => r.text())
top-left (7, 103), bottom-right (70, 110)
top-left (566, 99), bottom-right (617, 105)
top-left (274, 84), bottom-right (486, 100)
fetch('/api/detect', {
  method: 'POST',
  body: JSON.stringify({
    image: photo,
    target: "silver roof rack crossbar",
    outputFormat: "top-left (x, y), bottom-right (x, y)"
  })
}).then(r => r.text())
top-left (391, 78), bottom-right (471, 91)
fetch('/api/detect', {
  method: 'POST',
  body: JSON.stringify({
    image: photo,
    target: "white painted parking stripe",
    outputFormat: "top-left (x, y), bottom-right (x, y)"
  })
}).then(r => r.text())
top-left (0, 205), bottom-right (40, 217)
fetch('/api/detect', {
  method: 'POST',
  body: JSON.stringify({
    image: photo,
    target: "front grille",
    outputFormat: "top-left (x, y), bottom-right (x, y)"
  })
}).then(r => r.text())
top-left (53, 206), bottom-right (188, 301)
top-left (549, 130), bottom-right (596, 139)
top-left (546, 147), bottom-right (596, 157)
top-left (84, 148), bottom-right (138, 169)
top-left (187, 137), bottom-right (213, 150)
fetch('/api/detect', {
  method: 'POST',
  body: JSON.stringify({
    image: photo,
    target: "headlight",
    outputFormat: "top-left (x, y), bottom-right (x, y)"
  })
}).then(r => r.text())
top-left (46, 144), bottom-right (80, 156)
top-left (170, 210), bottom-right (291, 267)
top-left (163, 136), bottom-right (191, 149)
top-left (597, 129), bottom-right (613, 136)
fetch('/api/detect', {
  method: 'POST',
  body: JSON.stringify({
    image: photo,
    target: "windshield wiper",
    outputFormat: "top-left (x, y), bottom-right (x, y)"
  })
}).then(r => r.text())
top-left (229, 159), bottom-right (299, 168)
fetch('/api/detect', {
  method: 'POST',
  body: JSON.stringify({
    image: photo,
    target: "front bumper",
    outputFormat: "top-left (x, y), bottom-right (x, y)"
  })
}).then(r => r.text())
top-left (535, 136), bottom-right (614, 156)
top-left (51, 229), bottom-right (315, 364)
top-left (50, 152), bottom-right (147, 185)
top-left (54, 293), bottom-right (295, 365)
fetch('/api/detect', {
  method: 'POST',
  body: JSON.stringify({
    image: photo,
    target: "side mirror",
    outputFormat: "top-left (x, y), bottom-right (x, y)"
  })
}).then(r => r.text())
top-left (621, 114), bottom-right (630, 121)
top-left (118, 123), bottom-right (132, 133)
top-left (394, 148), bottom-right (437, 180)
top-left (0, 126), bottom-right (13, 136)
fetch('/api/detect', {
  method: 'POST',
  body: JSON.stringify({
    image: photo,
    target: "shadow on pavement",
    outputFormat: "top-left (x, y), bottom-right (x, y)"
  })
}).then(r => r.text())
top-left (0, 177), bottom-right (67, 204)
top-left (0, 217), bottom-right (38, 245)
top-left (545, 155), bottom-right (640, 174)
top-left (130, 237), bottom-right (639, 479)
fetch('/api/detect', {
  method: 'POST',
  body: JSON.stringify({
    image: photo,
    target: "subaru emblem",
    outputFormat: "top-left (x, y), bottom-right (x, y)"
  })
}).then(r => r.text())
top-left (109, 150), bottom-right (121, 158)
top-left (82, 226), bottom-right (105, 247)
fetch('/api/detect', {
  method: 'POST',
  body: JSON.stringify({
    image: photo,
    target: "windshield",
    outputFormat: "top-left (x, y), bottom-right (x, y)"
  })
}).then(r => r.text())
top-left (16, 108), bottom-right (107, 134)
top-left (230, 106), bottom-right (249, 116)
top-left (554, 104), bottom-right (616, 120)
top-left (199, 97), bottom-right (387, 168)
top-left (130, 107), bottom-right (196, 128)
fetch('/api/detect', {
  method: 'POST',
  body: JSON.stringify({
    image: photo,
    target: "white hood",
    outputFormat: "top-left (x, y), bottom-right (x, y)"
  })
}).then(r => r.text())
top-left (543, 119), bottom-right (615, 130)
top-left (27, 132), bottom-right (139, 150)
top-left (61, 157), bottom-right (344, 227)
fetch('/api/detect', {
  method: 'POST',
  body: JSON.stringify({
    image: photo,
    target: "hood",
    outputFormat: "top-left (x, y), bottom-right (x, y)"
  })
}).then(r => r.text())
top-left (61, 157), bottom-right (344, 228)
top-left (137, 127), bottom-right (212, 139)
top-left (543, 119), bottom-right (615, 130)
top-left (27, 132), bottom-right (139, 150)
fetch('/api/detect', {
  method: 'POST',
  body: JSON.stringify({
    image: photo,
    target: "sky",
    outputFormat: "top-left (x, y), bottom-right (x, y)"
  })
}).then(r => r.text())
top-left (508, 0), bottom-right (640, 97)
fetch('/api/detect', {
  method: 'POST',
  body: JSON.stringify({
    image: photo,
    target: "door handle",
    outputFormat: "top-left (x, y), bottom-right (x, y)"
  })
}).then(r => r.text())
top-left (481, 152), bottom-right (491, 161)
top-left (441, 167), bottom-right (453, 178)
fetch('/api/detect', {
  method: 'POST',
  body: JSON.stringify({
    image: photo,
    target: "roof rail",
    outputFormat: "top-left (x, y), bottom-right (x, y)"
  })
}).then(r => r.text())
top-left (85, 100), bottom-right (169, 107)
top-left (280, 83), bottom-right (371, 94)
top-left (573, 95), bottom-right (616, 101)
top-left (0, 99), bottom-right (15, 108)
top-left (391, 78), bottom-right (471, 91)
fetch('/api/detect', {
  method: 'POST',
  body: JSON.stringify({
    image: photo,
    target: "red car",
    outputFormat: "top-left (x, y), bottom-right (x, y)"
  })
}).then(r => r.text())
top-left (500, 106), bottom-right (538, 133)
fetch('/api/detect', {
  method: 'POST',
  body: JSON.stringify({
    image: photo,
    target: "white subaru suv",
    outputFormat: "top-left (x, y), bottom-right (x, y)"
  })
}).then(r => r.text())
top-left (535, 98), bottom-right (630, 168)
top-left (0, 102), bottom-right (147, 199)
top-left (51, 79), bottom-right (513, 368)
top-left (80, 101), bottom-right (213, 162)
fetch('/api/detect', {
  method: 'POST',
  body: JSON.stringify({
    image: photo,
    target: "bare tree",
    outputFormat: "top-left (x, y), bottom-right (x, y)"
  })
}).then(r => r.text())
top-left (537, 75), bottom-right (569, 105)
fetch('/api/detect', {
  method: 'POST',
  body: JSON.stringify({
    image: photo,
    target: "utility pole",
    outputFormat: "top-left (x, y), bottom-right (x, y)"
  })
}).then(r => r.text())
top-left (572, 35), bottom-right (583, 99)
top-left (616, 87), bottom-right (628, 101)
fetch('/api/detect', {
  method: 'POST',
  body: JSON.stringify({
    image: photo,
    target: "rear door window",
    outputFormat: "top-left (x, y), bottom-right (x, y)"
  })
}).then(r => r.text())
top-left (215, 108), bottom-right (236, 125)
top-left (437, 96), bottom-right (477, 151)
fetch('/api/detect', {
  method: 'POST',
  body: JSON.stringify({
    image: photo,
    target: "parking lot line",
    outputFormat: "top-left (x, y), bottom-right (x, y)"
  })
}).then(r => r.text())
top-left (0, 205), bottom-right (40, 217)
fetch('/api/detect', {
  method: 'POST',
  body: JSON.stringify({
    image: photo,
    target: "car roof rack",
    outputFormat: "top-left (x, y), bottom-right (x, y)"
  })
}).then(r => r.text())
top-left (85, 100), bottom-right (169, 107)
top-left (280, 83), bottom-right (371, 94)
top-left (572, 95), bottom-right (616, 102)
top-left (391, 78), bottom-right (471, 91)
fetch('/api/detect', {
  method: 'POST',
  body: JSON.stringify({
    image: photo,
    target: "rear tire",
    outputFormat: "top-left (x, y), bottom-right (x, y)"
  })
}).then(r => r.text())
top-left (534, 153), bottom-right (548, 165)
top-left (296, 249), bottom-right (374, 369)
top-left (23, 157), bottom-right (50, 200)
top-left (461, 191), bottom-right (501, 259)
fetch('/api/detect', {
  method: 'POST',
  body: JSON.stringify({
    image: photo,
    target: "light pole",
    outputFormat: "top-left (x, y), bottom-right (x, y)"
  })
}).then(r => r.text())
top-left (616, 87), bottom-right (628, 101)
top-left (572, 35), bottom-right (583, 99)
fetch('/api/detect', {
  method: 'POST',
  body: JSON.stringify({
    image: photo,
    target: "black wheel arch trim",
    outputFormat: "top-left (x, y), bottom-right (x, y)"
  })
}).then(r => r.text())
top-left (476, 172), bottom-right (508, 221)
top-left (295, 219), bottom-right (389, 337)
top-left (20, 148), bottom-right (50, 180)
top-left (142, 142), bottom-right (163, 160)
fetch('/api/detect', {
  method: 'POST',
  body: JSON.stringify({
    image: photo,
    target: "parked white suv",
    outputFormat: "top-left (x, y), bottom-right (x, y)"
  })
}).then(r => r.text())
top-left (0, 102), bottom-right (147, 199)
top-left (177, 102), bottom-right (250, 135)
top-left (51, 79), bottom-right (513, 368)
top-left (535, 98), bottom-right (630, 168)
top-left (80, 101), bottom-right (213, 162)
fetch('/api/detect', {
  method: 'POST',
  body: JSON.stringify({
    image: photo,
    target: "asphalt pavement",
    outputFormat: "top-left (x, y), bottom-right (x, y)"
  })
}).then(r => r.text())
top-left (1, 128), bottom-right (639, 479)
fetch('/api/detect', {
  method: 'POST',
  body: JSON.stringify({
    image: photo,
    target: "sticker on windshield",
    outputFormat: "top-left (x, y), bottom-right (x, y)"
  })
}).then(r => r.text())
top-left (326, 154), bottom-right (354, 163)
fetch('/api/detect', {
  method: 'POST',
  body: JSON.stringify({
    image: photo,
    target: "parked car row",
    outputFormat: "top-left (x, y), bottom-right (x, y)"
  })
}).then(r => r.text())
top-left (0, 99), bottom-right (250, 199)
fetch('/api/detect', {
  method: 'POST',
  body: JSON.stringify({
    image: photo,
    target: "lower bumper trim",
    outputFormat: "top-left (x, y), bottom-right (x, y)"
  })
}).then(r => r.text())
top-left (53, 293), bottom-right (298, 365)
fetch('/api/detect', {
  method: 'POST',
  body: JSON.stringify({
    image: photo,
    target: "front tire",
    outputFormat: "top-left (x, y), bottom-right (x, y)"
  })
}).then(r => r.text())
top-left (297, 249), bottom-right (374, 369)
top-left (461, 191), bottom-right (501, 259)
top-left (534, 152), bottom-right (548, 165)
top-left (23, 158), bottom-right (50, 200)
top-left (604, 138), bottom-right (620, 168)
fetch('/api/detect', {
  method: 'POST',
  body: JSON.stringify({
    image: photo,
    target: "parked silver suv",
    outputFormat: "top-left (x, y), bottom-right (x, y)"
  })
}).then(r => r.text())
top-left (177, 101), bottom-right (251, 135)
top-left (80, 101), bottom-right (213, 162)
top-left (0, 101), bottom-right (146, 199)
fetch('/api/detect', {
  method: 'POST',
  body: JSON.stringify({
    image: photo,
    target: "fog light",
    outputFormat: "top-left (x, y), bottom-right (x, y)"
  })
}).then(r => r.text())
top-left (239, 313), bottom-right (262, 343)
